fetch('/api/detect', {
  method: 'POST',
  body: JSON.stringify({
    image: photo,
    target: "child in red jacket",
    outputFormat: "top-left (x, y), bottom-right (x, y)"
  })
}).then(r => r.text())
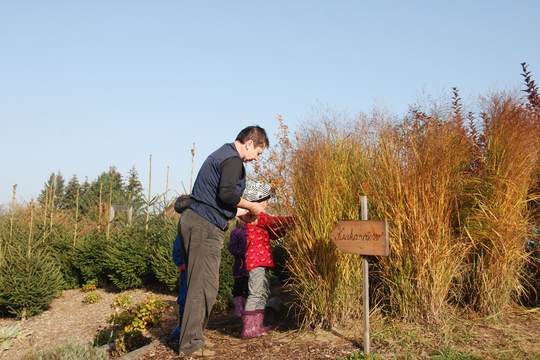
top-left (241, 183), bottom-right (293, 338)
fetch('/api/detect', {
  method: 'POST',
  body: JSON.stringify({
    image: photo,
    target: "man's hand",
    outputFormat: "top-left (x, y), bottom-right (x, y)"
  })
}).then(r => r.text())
top-left (236, 208), bottom-right (249, 217)
top-left (238, 212), bottom-right (259, 224)
top-left (237, 198), bottom-right (266, 216)
top-left (249, 201), bottom-right (266, 215)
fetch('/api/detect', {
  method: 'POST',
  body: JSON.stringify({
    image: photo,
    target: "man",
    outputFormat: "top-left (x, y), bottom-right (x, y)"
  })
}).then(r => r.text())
top-left (178, 125), bottom-right (269, 357)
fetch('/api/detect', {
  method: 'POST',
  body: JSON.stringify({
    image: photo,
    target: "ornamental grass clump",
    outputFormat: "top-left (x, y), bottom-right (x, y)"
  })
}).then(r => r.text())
top-left (461, 92), bottom-right (540, 315)
top-left (286, 110), bottom-right (368, 328)
top-left (363, 98), bottom-right (472, 322)
top-left (264, 78), bottom-right (540, 327)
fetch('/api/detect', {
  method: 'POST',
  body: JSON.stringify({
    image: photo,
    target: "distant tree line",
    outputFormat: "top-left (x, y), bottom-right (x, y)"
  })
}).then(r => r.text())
top-left (38, 166), bottom-right (145, 218)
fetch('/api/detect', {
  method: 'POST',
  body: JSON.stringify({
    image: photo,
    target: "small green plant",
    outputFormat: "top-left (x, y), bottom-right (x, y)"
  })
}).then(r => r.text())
top-left (81, 279), bottom-right (98, 292)
top-left (108, 296), bottom-right (173, 332)
top-left (93, 295), bottom-right (171, 357)
top-left (83, 293), bottom-right (102, 304)
top-left (21, 339), bottom-right (108, 360)
top-left (111, 294), bottom-right (133, 310)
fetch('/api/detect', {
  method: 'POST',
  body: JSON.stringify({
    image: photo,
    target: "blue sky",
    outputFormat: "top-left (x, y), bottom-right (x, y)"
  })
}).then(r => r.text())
top-left (1, 1), bottom-right (538, 206)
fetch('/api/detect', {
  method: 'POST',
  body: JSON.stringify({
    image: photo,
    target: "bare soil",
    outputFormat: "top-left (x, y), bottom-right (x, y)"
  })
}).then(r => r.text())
top-left (1, 285), bottom-right (540, 360)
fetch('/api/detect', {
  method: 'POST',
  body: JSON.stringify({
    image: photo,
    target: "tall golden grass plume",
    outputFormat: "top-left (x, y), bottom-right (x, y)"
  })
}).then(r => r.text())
top-left (462, 92), bottom-right (540, 315)
top-left (286, 114), bottom-right (368, 328)
top-left (365, 101), bottom-right (472, 322)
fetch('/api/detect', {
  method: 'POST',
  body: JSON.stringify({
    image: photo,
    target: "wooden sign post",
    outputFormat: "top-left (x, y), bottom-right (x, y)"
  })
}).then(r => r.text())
top-left (329, 196), bottom-right (389, 354)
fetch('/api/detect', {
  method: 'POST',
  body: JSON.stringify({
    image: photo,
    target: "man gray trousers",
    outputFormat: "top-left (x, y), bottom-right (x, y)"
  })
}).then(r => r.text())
top-left (178, 208), bottom-right (224, 355)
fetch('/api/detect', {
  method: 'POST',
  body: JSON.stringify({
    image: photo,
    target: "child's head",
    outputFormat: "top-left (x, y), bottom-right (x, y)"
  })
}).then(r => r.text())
top-left (243, 183), bottom-right (271, 204)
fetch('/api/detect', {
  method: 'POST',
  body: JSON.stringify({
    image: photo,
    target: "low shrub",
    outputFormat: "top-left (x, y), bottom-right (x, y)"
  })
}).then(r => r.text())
top-left (81, 279), bottom-right (98, 292)
top-left (111, 294), bottom-right (133, 309)
top-left (83, 293), bottom-right (102, 304)
top-left (94, 295), bottom-right (171, 357)
top-left (108, 297), bottom-right (173, 332)
top-left (147, 220), bottom-right (179, 292)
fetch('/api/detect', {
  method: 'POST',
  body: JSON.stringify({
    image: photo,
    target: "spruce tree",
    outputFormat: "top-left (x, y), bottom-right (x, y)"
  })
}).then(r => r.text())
top-left (72, 231), bottom-right (109, 285)
top-left (108, 166), bottom-right (124, 190)
top-left (126, 166), bottom-right (144, 213)
top-left (84, 168), bottom-right (127, 206)
top-left (81, 176), bottom-right (91, 193)
top-left (63, 174), bottom-right (80, 210)
top-left (0, 239), bottom-right (64, 319)
top-left (147, 219), bottom-right (178, 292)
top-left (106, 229), bottom-right (151, 290)
top-left (38, 172), bottom-right (66, 209)
top-left (79, 168), bottom-right (126, 218)
top-left (77, 176), bottom-right (93, 216)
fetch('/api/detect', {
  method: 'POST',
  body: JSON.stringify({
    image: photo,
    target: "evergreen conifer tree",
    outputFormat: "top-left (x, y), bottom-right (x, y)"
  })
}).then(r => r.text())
top-left (126, 166), bottom-right (144, 212)
top-left (77, 176), bottom-right (93, 216)
top-left (38, 172), bottom-right (66, 209)
top-left (0, 240), bottom-right (64, 319)
top-left (106, 229), bottom-right (150, 290)
top-left (63, 174), bottom-right (80, 210)
top-left (79, 168), bottom-right (126, 217)
top-left (81, 176), bottom-right (91, 193)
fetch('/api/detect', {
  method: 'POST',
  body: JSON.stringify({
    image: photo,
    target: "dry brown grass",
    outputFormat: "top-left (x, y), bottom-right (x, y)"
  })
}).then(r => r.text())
top-left (461, 92), bottom-right (540, 315)
top-left (285, 110), bottom-right (368, 328)
top-left (363, 101), bottom-right (471, 322)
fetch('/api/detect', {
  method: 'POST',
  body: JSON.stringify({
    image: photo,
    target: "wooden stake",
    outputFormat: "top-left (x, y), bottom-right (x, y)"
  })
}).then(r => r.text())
top-left (361, 195), bottom-right (370, 354)
top-left (146, 155), bottom-right (152, 233)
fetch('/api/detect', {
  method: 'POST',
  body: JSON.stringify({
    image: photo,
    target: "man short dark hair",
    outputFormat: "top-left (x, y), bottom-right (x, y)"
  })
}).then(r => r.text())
top-left (235, 125), bottom-right (270, 149)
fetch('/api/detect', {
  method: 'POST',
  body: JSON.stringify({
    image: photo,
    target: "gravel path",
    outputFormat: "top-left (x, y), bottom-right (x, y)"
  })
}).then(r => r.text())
top-left (0, 286), bottom-right (178, 360)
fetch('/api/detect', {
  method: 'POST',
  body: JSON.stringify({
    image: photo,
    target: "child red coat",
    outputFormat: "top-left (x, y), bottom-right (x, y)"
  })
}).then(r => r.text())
top-left (245, 213), bottom-right (293, 271)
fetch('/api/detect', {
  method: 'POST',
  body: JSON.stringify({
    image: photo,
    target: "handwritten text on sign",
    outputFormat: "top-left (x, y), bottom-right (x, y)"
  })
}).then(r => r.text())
top-left (330, 220), bottom-right (389, 256)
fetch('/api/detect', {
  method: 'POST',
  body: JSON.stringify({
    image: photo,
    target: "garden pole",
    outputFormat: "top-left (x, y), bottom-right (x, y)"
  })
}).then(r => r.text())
top-left (360, 195), bottom-right (370, 354)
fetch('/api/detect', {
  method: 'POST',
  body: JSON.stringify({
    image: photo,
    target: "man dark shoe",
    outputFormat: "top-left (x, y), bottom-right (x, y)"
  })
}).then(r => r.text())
top-left (182, 346), bottom-right (218, 358)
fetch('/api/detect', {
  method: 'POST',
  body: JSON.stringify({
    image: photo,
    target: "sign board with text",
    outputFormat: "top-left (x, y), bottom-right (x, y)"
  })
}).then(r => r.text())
top-left (330, 220), bottom-right (389, 256)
